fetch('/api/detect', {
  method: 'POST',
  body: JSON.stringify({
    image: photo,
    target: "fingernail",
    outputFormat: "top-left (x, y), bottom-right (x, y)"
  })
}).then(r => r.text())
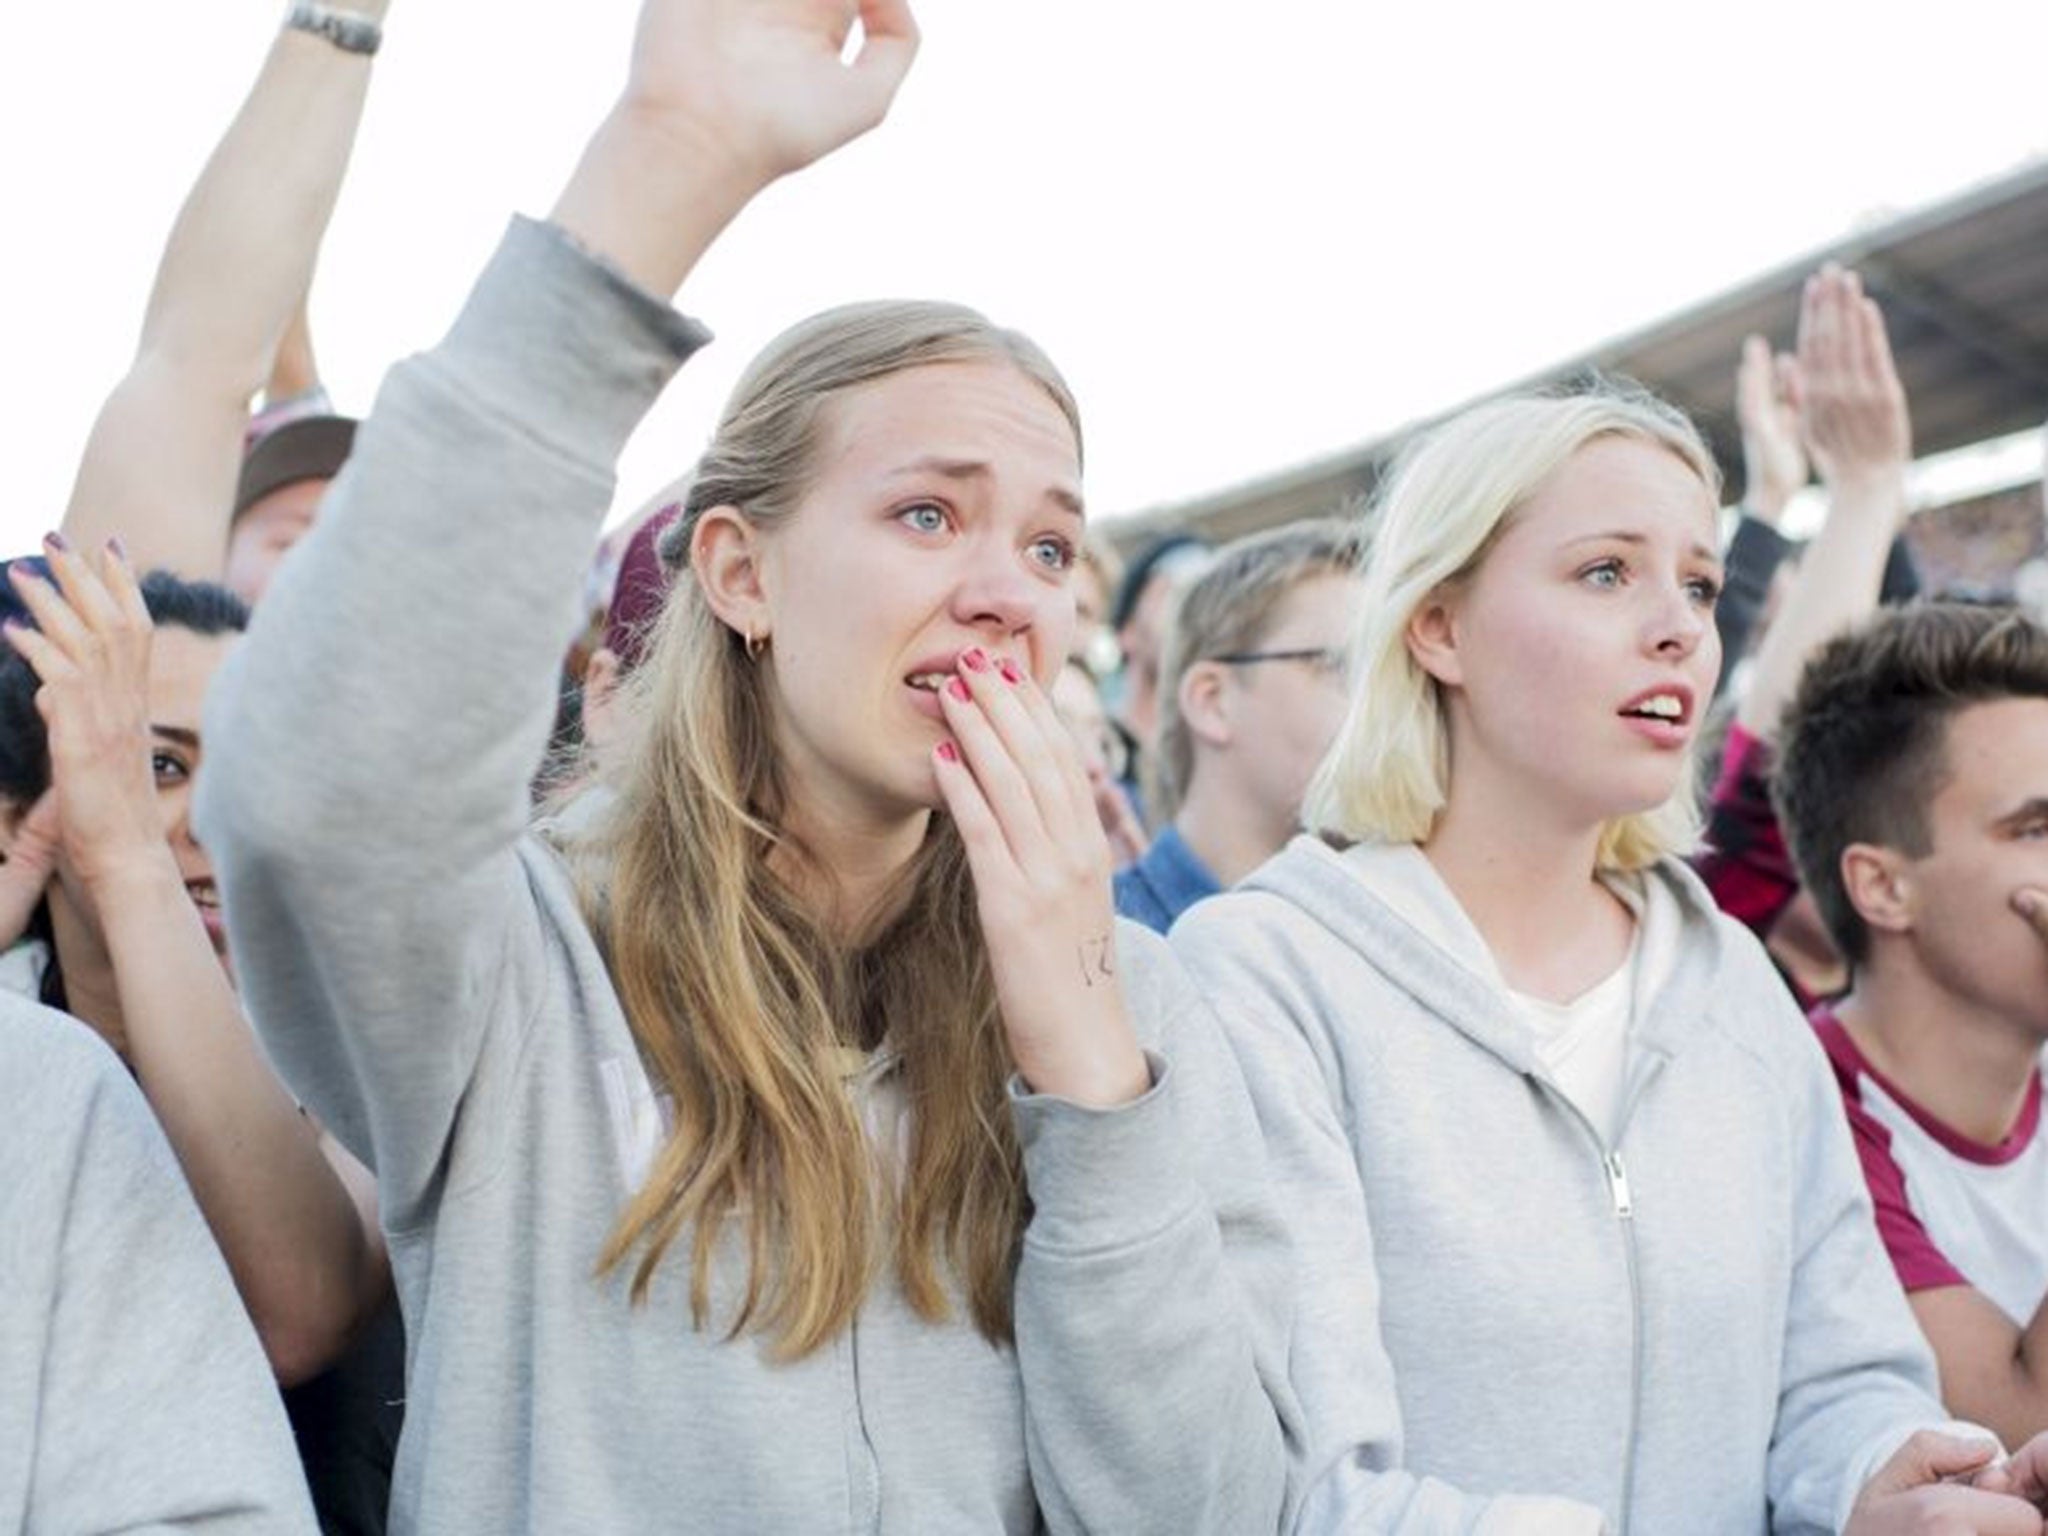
top-left (960, 647), bottom-right (990, 673)
top-left (935, 740), bottom-right (959, 763)
top-left (42, 531), bottom-right (68, 554)
top-left (998, 658), bottom-right (1022, 685)
top-left (946, 676), bottom-right (971, 703)
top-left (108, 535), bottom-right (127, 561)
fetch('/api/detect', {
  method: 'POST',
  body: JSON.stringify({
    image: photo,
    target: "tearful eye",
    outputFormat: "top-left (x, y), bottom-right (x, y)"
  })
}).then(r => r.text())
top-left (1687, 575), bottom-right (1723, 608)
top-left (898, 503), bottom-right (947, 535)
top-left (1028, 535), bottom-right (1077, 574)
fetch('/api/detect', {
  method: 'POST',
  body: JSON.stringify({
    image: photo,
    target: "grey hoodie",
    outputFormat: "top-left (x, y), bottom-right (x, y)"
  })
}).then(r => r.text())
top-left (1174, 837), bottom-right (1955, 1535)
top-left (195, 217), bottom-right (1295, 1535)
top-left (0, 993), bottom-right (317, 1533)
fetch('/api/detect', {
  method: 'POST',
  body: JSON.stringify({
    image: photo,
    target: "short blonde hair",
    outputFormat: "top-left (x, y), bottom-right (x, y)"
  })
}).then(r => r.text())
top-left (1303, 384), bottom-right (1722, 871)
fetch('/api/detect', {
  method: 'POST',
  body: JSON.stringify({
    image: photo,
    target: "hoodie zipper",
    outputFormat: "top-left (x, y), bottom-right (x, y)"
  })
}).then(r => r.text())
top-left (1539, 1078), bottom-right (1653, 1536)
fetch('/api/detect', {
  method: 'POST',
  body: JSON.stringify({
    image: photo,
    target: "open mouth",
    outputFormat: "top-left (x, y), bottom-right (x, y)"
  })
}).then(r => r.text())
top-left (903, 651), bottom-right (1022, 699)
top-left (1619, 688), bottom-right (1693, 727)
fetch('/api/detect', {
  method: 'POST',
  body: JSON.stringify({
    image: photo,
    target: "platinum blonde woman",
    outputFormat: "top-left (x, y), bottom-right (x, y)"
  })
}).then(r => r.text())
top-left (1176, 383), bottom-right (2048, 1534)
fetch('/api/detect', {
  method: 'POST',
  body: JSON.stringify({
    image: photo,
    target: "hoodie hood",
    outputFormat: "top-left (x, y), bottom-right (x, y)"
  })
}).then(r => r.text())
top-left (1236, 835), bottom-right (1736, 1086)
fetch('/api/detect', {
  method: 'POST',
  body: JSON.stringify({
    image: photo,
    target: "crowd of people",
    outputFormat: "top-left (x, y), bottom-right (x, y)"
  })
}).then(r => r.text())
top-left (9, 2), bottom-right (2048, 1533)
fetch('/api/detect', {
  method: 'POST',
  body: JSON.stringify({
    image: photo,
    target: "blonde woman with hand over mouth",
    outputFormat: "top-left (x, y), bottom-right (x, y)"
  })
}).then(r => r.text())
top-left (194, 1), bottom-right (1293, 1531)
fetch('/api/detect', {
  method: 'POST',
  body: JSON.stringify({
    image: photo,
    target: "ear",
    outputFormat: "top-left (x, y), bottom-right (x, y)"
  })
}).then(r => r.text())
top-left (690, 505), bottom-right (770, 647)
top-left (580, 647), bottom-right (624, 755)
top-left (1405, 588), bottom-right (1464, 688)
top-left (1840, 843), bottom-right (1916, 939)
top-left (1179, 660), bottom-right (1235, 751)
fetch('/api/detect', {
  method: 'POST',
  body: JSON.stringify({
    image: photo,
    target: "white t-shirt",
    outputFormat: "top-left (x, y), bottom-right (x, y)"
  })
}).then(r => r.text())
top-left (1339, 843), bottom-right (1679, 1143)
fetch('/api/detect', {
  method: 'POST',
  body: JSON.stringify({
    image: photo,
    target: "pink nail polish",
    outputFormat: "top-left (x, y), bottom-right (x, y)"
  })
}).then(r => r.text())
top-left (998, 659), bottom-right (1023, 685)
top-left (961, 647), bottom-right (990, 673)
top-left (936, 740), bottom-right (959, 764)
top-left (947, 676), bottom-right (971, 703)
top-left (42, 531), bottom-right (68, 554)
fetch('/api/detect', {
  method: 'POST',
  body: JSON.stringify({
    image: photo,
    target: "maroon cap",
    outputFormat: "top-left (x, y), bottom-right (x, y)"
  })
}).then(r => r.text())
top-left (602, 504), bottom-right (684, 672)
top-left (234, 415), bottom-right (356, 521)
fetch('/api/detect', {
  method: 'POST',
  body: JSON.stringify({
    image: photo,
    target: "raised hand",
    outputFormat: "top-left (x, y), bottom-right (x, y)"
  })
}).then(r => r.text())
top-left (553, 0), bottom-right (920, 299)
top-left (624, 0), bottom-right (919, 186)
top-left (1794, 265), bottom-right (1912, 501)
top-left (3, 539), bottom-right (169, 893)
top-left (1736, 332), bottom-right (1808, 523)
top-left (932, 646), bottom-right (1151, 1108)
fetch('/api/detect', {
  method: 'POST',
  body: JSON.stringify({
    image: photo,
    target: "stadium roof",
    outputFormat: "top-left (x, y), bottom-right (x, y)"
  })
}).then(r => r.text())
top-left (1112, 156), bottom-right (2048, 550)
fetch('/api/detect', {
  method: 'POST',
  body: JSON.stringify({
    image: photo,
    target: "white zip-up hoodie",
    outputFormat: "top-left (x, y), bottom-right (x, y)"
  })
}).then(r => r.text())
top-left (1175, 836), bottom-right (1959, 1535)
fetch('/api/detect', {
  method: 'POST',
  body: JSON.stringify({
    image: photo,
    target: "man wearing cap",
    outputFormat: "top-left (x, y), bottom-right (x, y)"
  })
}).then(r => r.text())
top-left (228, 410), bottom-right (357, 603)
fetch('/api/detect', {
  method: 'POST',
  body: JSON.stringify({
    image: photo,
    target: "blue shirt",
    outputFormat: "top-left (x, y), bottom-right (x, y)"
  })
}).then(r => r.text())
top-left (1113, 824), bottom-right (1223, 934)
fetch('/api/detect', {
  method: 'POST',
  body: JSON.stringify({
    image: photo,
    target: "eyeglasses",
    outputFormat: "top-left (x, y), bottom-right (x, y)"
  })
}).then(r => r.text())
top-left (1209, 647), bottom-right (1349, 680)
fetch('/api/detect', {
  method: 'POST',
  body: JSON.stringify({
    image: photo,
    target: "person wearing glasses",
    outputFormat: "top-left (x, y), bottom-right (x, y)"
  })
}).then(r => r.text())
top-left (1114, 519), bottom-right (1364, 933)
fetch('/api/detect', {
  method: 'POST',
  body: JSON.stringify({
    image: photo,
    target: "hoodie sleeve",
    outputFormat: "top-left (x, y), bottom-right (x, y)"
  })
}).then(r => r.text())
top-left (1756, 963), bottom-right (1956, 1534)
top-left (1007, 922), bottom-right (1293, 1536)
top-left (3, 1006), bottom-right (317, 1534)
top-left (193, 217), bottom-right (708, 1230)
top-left (1174, 900), bottom-right (1610, 1536)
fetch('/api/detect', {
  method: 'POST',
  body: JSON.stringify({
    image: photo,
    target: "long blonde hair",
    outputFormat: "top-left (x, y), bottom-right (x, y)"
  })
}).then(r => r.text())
top-left (1304, 384), bottom-right (1721, 870)
top-left (578, 300), bottom-right (1081, 1359)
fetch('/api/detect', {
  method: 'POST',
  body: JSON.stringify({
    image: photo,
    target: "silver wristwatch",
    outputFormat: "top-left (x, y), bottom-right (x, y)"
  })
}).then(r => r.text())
top-left (284, 1), bottom-right (382, 56)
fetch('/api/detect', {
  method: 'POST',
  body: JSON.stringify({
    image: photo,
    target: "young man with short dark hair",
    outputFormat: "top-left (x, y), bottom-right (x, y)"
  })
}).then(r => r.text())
top-left (1777, 601), bottom-right (2048, 1447)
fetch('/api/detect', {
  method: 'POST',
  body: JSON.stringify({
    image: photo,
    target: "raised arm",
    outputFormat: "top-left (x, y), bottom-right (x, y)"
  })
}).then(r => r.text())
top-left (550, 0), bottom-right (916, 302)
top-left (265, 294), bottom-right (326, 413)
top-left (1736, 266), bottom-right (1912, 742)
top-left (1715, 334), bottom-right (1806, 693)
top-left (194, 0), bottom-right (916, 1223)
top-left (4, 545), bottom-right (387, 1386)
top-left (60, 3), bottom-right (390, 578)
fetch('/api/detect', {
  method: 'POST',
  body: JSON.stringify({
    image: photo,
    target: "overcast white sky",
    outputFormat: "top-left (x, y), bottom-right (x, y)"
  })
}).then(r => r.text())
top-left (5, 2), bottom-right (2046, 559)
